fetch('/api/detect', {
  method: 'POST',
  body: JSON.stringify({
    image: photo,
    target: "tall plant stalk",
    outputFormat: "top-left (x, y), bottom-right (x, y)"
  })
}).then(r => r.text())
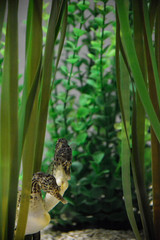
top-left (151, 2), bottom-right (160, 237)
top-left (116, 0), bottom-right (160, 239)
top-left (0, 1), bottom-right (67, 239)
top-left (0, 0), bottom-right (19, 239)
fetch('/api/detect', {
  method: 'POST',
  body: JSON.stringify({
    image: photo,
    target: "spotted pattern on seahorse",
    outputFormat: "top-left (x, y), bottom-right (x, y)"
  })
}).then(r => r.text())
top-left (52, 138), bottom-right (72, 176)
top-left (15, 138), bottom-right (72, 235)
top-left (32, 172), bottom-right (66, 204)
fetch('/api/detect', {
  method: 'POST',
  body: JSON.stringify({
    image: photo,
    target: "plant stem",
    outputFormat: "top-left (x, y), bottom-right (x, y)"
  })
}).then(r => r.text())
top-left (99, 1), bottom-right (109, 142)
top-left (100, 2), bottom-right (106, 92)
top-left (152, 3), bottom-right (160, 239)
top-left (50, 95), bottom-right (58, 138)
top-left (63, 4), bottom-right (85, 135)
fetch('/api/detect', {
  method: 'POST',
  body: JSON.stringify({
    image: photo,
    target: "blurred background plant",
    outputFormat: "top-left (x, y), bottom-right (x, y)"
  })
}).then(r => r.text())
top-left (41, 0), bottom-right (147, 231)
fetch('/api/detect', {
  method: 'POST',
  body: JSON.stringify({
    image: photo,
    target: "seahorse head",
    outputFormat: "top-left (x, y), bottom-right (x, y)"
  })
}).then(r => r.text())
top-left (53, 138), bottom-right (72, 178)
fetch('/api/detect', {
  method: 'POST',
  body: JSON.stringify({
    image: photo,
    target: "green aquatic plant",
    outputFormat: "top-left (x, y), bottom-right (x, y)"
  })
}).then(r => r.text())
top-left (44, 0), bottom-right (131, 229)
top-left (116, 0), bottom-right (160, 239)
top-left (0, 1), bottom-right (67, 239)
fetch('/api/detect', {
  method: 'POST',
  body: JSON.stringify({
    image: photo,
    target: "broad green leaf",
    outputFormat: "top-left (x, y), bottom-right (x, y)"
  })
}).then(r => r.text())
top-left (88, 53), bottom-right (96, 60)
top-left (77, 107), bottom-right (90, 118)
top-left (89, 69), bottom-right (100, 79)
top-left (87, 79), bottom-right (98, 88)
top-left (73, 28), bottom-right (86, 37)
top-left (55, 104), bottom-right (64, 113)
top-left (60, 65), bottom-right (68, 75)
top-left (77, 1), bottom-right (90, 11)
top-left (91, 40), bottom-right (101, 49)
top-left (72, 161), bottom-right (83, 174)
top-left (79, 94), bottom-right (92, 106)
top-left (97, 30), bottom-right (111, 40)
top-left (57, 92), bottom-right (66, 102)
top-left (93, 152), bottom-right (105, 164)
top-left (71, 121), bottom-right (86, 131)
top-left (75, 132), bottom-right (87, 145)
top-left (95, 17), bottom-right (103, 27)
top-left (66, 56), bottom-right (79, 64)
top-left (74, 46), bottom-right (83, 52)
top-left (106, 48), bottom-right (115, 57)
top-left (78, 177), bottom-right (89, 185)
top-left (68, 4), bottom-right (76, 13)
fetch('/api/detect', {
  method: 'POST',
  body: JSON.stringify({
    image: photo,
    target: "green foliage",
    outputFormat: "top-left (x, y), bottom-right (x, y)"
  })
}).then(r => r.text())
top-left (42, 0), bottom-right (133, 229)
top-left (116, 0), bottom-right (160, 239)
top-left (0, 1), bottom-right (67, 239)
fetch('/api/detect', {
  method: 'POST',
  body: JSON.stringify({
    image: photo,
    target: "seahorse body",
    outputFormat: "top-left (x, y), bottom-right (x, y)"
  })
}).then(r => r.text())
top-left (16, 138), bottom-right (72, 235)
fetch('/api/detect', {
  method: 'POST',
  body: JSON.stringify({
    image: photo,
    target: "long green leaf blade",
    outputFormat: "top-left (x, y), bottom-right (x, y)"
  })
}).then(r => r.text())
top-left (15, 91), bottom-right (40, 239)
top-left (51, 0), bottom-right (68, 90)
top-left (132, 4), bottom-right (154, 238)
top-left (141, 1), bottom-right (160, 107)
top-left (115, 10), bottom-right (130, 148)
top-left (133, 0), bottom-right (146, 173)
top-left (116, 0), bottom-right (160, 148)
top-left (34, 0), bottom-right (67, 172)
top-left (18, 0), bottom-right (42, 164)
top-left (120, 55), bottom-right (142, 240)
top-left (151, 3), bottom-right (160, 239)
top-left (7, 0), bottom-right (19, 239)
top-left (117, 1), bottom-right (156, 239)
top-left (0, 20), bottom-right (10, 240)
top-left (0, 1), bottom-right (19, 239)
top-left (15, 0), bottom-right (42, 238)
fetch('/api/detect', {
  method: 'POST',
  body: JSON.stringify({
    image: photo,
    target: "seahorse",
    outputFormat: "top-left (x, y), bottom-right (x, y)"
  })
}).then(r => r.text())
top-left (15, 138), bottom-right (72, 235)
